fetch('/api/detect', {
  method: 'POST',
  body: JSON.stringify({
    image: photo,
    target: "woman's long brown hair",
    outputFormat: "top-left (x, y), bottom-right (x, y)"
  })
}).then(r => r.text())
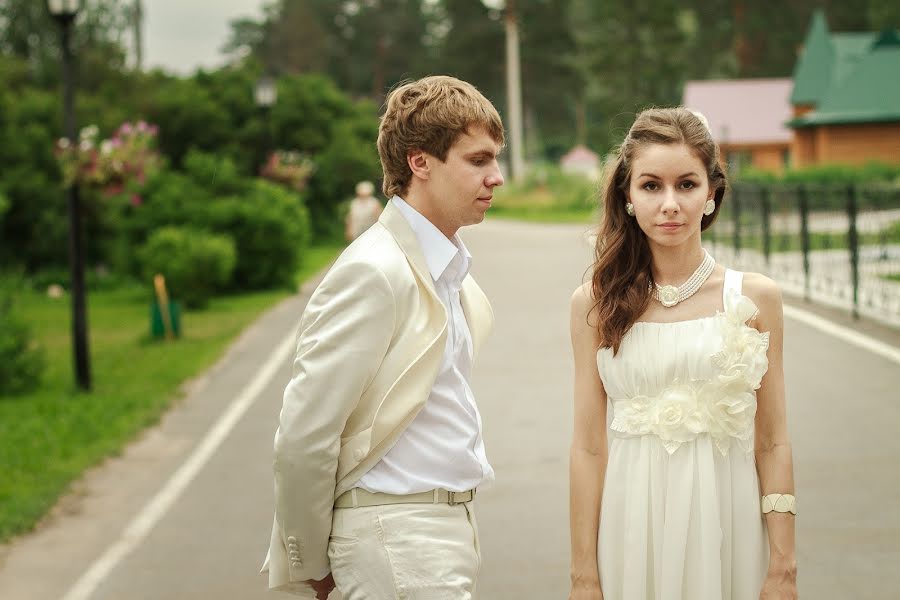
top-left (591, 107), bottom-right (728, 354)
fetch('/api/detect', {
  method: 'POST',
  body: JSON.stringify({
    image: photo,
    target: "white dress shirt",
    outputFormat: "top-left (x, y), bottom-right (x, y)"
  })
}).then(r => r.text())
top-left (356, 196), bottom-right (494, 494)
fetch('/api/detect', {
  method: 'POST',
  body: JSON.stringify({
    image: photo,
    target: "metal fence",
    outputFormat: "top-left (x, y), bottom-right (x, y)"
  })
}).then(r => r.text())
top-left (706, 182), bottom-right (900, 329)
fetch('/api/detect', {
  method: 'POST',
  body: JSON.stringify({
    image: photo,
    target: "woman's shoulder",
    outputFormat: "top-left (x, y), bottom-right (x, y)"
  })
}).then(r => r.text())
top-left (734, 270), bottom-right (783, 325)
top-left (739, 271), bottom-right (781, 301)
top-left (570, 281), bottom-right (602, 342)
top-left (571, 281), bottom-right (595, 315)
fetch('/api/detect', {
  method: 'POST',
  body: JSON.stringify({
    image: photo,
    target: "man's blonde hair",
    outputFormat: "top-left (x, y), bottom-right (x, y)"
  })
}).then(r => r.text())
top-left (377, 76), bottom-right (505, 198)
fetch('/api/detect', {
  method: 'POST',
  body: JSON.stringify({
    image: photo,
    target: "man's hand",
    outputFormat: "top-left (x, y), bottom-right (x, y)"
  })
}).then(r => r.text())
top-left (305, 573), bottom-right (336, 600)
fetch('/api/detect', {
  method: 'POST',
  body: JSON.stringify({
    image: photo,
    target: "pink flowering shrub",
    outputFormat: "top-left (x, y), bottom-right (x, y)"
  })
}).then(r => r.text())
top-left (260, 150), bottom-right (315, 192)
top-left (54, 121), bottom-right (162, 201)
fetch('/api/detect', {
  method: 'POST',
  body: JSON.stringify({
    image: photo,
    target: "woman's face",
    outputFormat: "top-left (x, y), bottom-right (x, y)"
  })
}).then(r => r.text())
top-left (627, 143), bottom-right (712, 250)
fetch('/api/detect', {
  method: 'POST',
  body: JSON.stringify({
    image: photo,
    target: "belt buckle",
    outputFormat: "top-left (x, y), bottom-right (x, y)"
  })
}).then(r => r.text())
top-left (448, 490), bottom-right (471, 506)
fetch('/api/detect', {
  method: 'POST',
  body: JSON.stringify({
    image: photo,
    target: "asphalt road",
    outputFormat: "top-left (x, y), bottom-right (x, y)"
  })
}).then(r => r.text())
top-left (1, 218), bottom-right (898, 600)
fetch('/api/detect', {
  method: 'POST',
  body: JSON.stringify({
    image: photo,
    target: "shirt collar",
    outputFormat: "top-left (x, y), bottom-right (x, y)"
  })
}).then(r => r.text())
top-left (391, 195), bottom-right (471, 282)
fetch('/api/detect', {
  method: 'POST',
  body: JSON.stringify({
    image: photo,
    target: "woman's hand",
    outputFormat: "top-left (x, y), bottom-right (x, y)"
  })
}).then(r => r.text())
top-left (759, 562), bottom-right (797, 599)
top-left (569, 577), bottom-right (603, 600)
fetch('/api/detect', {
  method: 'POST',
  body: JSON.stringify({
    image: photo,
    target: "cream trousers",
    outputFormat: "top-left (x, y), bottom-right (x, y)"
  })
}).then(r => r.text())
top-left (328, 502), bottom-right (482, 599)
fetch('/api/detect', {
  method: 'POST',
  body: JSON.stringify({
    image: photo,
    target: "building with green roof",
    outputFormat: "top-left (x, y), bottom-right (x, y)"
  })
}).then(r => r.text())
top-left (788, 10), bottom-right (900, 166)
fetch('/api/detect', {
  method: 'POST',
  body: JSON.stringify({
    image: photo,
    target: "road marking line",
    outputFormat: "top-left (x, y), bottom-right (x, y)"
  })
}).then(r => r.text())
top-left (62, 330), bottom-right (296, 600)
top-left (783, 303), bottom-right (900, 366)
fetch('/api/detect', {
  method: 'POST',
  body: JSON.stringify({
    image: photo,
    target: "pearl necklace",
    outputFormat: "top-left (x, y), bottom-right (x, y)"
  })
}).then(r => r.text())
top-left (652, 250), bottom-right (715, 308)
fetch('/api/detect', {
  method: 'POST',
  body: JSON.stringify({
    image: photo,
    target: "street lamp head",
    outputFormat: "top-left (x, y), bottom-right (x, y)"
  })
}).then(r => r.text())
top-left (255, 76), bottom-right (277, 108)
top-left (481, 0), bottom-right (505, 9)
top-left (47, 0), bottom-right (81, 20)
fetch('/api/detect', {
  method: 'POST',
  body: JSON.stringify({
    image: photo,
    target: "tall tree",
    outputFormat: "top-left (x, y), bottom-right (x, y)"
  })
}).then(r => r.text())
top-left (569, 0), bottom-right (708, 151)
top-left (432, 0), bottom-right (504, 105)
top-left (518, 0), bottom-right (580, 158)
top-left (0, 0), bottom-right (131, 88)
top-left (223, 0), bottom-right (435, 102)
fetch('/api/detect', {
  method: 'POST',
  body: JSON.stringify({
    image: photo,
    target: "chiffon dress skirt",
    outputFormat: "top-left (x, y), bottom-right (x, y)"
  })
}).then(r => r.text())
top-left (596, 270), bottom-right (770, 600)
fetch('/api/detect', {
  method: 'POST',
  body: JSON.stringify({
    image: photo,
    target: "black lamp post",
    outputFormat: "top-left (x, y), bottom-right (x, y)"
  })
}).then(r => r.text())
top-left (48, 0), bottom-right (91, 391)
top-left (254, 76), bottom-right (277, 174)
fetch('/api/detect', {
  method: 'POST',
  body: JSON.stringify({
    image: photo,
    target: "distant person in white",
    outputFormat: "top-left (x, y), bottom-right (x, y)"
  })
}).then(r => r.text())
top-left (344, 180), bottom-right (383, 241)
top-left (262, 75), bottom-right (505, 599)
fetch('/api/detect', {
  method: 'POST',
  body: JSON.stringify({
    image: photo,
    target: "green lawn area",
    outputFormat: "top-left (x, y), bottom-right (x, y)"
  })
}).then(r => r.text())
top-left (0, 242), bottom-right (343, 542)
top-left (489, 168), bottom-right (598, 225)
top-left (707, 227), bottom-right (900, 254)
top-left (488, 205), bottom-right (594, 224)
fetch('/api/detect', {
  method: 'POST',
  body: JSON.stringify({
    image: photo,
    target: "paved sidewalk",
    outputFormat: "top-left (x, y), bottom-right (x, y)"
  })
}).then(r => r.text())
top-left (1, 218), bottom-right (898, 599)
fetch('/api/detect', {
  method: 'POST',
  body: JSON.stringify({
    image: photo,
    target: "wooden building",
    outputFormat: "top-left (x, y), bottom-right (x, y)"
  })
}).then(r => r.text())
top-left (789, 10), bottom-right (900, 167)
top-left (683, 78), bottom-right (793, 174)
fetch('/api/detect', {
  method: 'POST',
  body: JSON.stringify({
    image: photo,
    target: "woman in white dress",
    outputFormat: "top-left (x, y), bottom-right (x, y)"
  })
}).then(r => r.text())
top-left (568, 108), bottom-right (797, 600)
top-left (345, 180), bottom-right (384, 241)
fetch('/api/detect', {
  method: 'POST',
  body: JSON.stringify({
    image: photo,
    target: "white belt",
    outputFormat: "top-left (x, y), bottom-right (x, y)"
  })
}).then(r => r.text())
top-left (334, 487), bottom-right (476, 508)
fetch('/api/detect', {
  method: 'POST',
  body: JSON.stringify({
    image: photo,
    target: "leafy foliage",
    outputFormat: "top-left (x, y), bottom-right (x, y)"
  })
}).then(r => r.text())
top-left (138, 227), bottom-right (236, 309)
top-left (737, 163), bottom-right (900, 184)
top-left (122, 151), bottom-right (312, 291)
top-left (0, 276), bottom-right (45, 396)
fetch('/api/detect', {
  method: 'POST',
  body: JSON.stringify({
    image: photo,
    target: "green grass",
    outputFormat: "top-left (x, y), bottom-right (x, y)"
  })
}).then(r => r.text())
top-left (295, 241), bottom-right (345, 285)
top-left (489, 168), bottom-right (598, 224)
top-left (882, 273), bottom-right (900, 283)
top-left (488, 205), bottom-right (595, 223)
top-left (708, 226), bottom-right (900, 254)
top-left (0, 244), bottom-right (342, 542)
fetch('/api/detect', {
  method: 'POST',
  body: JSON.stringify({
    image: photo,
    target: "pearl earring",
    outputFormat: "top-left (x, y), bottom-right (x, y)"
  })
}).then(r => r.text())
top-left (625, 202), bottom-right (635, 216)
top-left (703, 199), bottom-right (715, 216)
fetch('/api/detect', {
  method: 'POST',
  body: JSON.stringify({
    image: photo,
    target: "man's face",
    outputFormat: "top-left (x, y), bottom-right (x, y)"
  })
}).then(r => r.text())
top-left (421, 126), bottom-right (504, 237)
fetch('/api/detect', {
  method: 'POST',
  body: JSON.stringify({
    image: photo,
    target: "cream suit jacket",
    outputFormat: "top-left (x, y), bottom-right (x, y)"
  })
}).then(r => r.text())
top-left (262, 202), bottom-right (494, 595)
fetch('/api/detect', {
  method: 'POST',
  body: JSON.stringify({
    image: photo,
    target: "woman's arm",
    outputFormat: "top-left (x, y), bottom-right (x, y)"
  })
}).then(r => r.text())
top-left (747, 274), bottom-right (798, 598)
top-left (569, 283), bottom-right (609, 598)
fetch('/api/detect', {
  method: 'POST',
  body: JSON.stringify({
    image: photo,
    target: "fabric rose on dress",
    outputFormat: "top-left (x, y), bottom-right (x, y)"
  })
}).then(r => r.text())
top-left (611, 395), bottom-right (654, 437)
top-left (702, 383), bottom-right (757, 454)
top-left (650, 384), bottom-right (705, 453)
top-left (713, 289), bottom-right (770, 390)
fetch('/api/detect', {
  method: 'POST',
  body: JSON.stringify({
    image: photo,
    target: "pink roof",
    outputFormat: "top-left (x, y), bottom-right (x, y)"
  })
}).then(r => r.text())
top-left (560, 144), bottom-right (600, 165)
top-left (682, 78), bottom-right (793, 145)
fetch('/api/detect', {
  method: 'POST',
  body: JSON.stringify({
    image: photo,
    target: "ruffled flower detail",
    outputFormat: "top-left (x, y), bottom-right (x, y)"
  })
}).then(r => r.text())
top-left (610, 291), bottom-right (770, 456)
top-left (712, 289), bottom-right (770, 390)
top-left (649, 384), bottom-right (708, 453)
top-left (610, 394), bottom-right (654, 436)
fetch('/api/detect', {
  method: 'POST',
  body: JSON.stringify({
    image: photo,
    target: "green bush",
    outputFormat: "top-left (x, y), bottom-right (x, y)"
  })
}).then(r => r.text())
top-left (138, 227), bottom-right (237, 309)
top-left (737, 162), bottom-right (900, 185)
top-left (1, 58), bottom-right (368, 273)
top-left (494, 164), bottom-right (598, 212)
top-left (309, 119), bottom-right (382, 238)
top-left (0, 276), bottom-right (45, 396)
top-left (203, 180), bottom-right (312, 290)
top-left (122, 153), bottom-right (311, 290)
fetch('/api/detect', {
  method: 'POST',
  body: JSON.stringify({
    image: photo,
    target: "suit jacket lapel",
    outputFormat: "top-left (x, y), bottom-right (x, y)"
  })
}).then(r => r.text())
top-left (381, 202), bottom-right (492, 359)
top-left (460, 276), bottom-right (493, 361)
top-left (379, 203), bottom-right (440, 300)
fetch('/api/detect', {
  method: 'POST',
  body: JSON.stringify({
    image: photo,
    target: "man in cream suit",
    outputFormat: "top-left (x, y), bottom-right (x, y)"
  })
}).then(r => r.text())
top-left (262, 75), bottom-right (505, 599)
